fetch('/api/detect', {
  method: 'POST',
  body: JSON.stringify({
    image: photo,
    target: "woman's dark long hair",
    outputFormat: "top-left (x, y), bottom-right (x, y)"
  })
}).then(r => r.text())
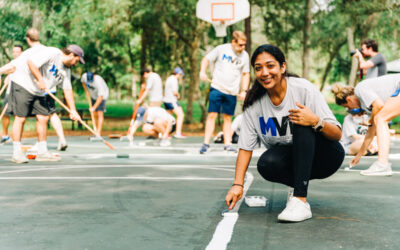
top-left (243, 44), bottom-right (298, 111)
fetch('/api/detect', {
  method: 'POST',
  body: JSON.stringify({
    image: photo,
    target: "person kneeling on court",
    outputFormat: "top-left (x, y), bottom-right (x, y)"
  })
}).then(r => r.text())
top-left (128, 106), bottom-right (176, 147)
top-left (340, 108), bottom-right (378, 156)
top-left (225, 45), bottom-right (344, 222)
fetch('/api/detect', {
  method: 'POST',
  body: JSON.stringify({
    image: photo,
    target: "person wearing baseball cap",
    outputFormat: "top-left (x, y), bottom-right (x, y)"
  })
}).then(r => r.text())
top-left (163, 67), bottom-right (186, 139)
top-left (0, 42), bottom-right (85, 163)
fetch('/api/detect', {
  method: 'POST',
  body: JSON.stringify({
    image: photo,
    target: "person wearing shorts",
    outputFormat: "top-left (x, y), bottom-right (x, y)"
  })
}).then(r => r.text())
top-left (81, 72), bottom-right (109, 136)
top-left (199, 31), bottom-right (250, 153)
top-left (1, 45), bottom-right (23, 144)
top-left (0, 43), bottom-right (84, 163)
top-left (332, 73), bottom-right (400, 176)
top-left (163, 67), bottom-right (185, 139)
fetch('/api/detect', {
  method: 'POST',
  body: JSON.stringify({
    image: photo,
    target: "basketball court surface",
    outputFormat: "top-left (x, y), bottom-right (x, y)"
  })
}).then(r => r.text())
top-left (0, 136), bottom-right (399, 249)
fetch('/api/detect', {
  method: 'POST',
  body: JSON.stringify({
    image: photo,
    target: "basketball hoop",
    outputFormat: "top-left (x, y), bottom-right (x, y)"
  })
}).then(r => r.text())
top-left (212, 21), bottom-right (227, 37)
top-left (196, 0), bottom-right (250, 38)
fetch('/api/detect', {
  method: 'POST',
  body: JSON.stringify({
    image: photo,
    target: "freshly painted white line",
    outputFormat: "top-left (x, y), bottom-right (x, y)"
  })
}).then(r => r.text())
top-left (206, 172), bottom-right (254, 250)
top-left (341, 168), bottom-right (400, 174)
top-left (0, 176), bottom-right (233, 181)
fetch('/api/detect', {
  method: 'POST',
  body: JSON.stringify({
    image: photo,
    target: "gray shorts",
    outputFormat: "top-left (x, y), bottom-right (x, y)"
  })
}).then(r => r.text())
top-left (10, 82), bottom-right (54, 117)
top-left (91, 99), bottom-right (107, 112)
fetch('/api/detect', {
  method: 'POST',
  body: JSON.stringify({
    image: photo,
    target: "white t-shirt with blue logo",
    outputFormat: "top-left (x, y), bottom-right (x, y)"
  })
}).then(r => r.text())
top-left (19, 46), bottom-right (72, 96)
top-left (238, 77), bottom-right (341, 150)
top-left (206, 43), bottom-right (250, 95)
top-left (355, 73), bottom-right (400, 114)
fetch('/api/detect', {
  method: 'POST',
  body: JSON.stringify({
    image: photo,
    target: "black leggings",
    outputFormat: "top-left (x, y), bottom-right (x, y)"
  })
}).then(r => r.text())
top-left (257, 125), bottom-right (345, 197)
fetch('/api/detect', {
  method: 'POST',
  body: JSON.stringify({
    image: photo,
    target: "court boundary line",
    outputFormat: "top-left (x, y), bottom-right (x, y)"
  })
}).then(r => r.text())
top-left (0, 176), bottom-right (233, 181)
top-left (206, 172), bottom-right (254, 250)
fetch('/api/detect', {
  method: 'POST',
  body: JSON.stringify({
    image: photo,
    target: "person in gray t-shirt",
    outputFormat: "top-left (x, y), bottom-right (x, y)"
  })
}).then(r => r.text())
top-left (225, 44), bottom-right (344, 223)
top-left (332, 73), bottom-right (400, 177)
top-left (354, 39), bottom-right (386, 79)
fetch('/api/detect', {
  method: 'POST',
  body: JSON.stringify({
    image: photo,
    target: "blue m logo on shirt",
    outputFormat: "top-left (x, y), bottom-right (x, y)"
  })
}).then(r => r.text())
top-left (49, 65), bottom-right (58, 76)
top-left (222, 54), bottom-right (232, 62)
top-left (259, 116), bottom-right (292, 136)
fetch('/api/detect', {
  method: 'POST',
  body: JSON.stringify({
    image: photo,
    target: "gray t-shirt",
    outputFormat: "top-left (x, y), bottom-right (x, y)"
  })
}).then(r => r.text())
top-left (355, 74), bottom-right (400, 114)
top-left (146, 72), bottom-right (163, 102)
top-left (163, 75), bottom-right (178, 103)
top-left (29, 47), bottom-right (72, 96)
top-left (206, 43), bottom-right (250, 95)
top-left (81, 73), bottom-right (109, 100)
top-left (238, 77), bottom-right (341, 151)
top-left (366, 53), bottom-right (386, 79)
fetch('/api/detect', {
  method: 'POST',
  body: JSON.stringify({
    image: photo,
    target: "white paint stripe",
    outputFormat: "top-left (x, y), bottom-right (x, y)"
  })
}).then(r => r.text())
top-left (341, 169), bottom-right (400, 174)
top-left (206, 172), bottom-right (254, 250)
top-left (0, 164), bottom-right (235, 175)
top-left (0, 176), bottom-right (233, 181)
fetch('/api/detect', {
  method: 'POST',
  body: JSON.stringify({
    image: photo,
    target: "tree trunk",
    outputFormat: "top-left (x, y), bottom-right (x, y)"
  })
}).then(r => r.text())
top-left (140, 30), bottom-right (147, 71)
top-left (320, 39), bottom-right (347, 91)
top-left (347, 26), bottom-right (358, 86)
top-left (186, 38), bottom-right (200, 123)
top-left (244, 6), bottom-right (251, 56)
top-left (302, 0), bottom-right (312, 79)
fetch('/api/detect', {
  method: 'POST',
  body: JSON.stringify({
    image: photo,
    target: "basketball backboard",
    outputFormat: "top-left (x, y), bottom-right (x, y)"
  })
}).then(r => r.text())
top-left (196, 0), bottom-right (250, 37)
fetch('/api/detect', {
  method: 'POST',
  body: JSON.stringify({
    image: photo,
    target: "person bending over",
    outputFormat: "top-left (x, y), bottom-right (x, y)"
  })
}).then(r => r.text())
top-left (331, 73), bottom-right (400, 176)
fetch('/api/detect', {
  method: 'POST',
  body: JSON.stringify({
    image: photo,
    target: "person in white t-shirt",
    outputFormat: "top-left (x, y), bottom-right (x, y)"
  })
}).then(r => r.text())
top-left (127, 106), bottom-right (176, 147)
top-left (225, 44), bottom-right (344, 223)
top-left (199, 31), bottom-right (250, 154)
top-left (137, 68), bottom-right (163, 107)
top-left (1, 45), bottom-right (23, 144)
top-left (163, 67), bottom-right (185, 139)
top-left (81, 72), bottom-right (109, 136)
top-left (340, 109), bottom-right (378, 156)
top-left (0, 43), bottom-right (84, 163)
top-left (332, 74), bottom-right (400, 176)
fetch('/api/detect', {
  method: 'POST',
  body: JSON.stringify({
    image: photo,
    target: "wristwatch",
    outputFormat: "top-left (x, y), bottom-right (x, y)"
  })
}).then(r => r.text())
top-left (312, 117), bottom-right (324, 132)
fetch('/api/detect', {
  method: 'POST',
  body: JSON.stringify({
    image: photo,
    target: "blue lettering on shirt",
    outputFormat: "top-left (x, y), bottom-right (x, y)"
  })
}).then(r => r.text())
top-left (222, 54), bottom-right (232, 62)
top-left (259, 116), bottom-right (292, 136)
top-left (49, 65), bottom-right (58, 76)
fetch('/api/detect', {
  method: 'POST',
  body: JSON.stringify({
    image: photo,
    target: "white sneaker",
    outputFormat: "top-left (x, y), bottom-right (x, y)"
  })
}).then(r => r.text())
top-left (12, 151), bottom-right (29, 164)
top-left (360, 161), bottom-right (392, 176)
top-left (278, 197), bottom-right (312, 222)
top-left (36, 151), bottom-right (61, 162)
top-left (173, 134), bottom-right (187, 139)
top-left (160, 139), bottom-right (171, 147)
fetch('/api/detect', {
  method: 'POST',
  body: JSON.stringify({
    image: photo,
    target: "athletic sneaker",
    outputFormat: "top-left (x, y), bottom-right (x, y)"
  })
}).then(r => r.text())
top-left (12, 151), bottom-right (29, 164)
top-left (278, 196), bottom-right (312, 222)
top-left (0, 135), bottom-right (11, 144)
top-left (173, 134), bottom-right (187, 139)
top-left (36, 151), bottom-right (61, 162)
top-left (360, 161), bottom-right (392, 176)
top-left (57, 143), bottom-right (68, 151)
top-left (224, 144), bottom-right (237, 153)
top-left (160, 139), bottom-right (171, 147)
top-left (199, 143), bottom-right (210, 154)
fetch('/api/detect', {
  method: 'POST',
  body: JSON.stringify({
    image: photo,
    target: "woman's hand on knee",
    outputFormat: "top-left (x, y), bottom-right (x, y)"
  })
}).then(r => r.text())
top-left (225, 186), bottom-right (243, 210)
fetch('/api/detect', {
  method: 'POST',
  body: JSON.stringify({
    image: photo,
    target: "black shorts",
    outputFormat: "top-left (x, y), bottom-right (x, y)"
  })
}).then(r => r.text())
top-left (91, 99), bottom-right (107, 112)
top-left (10, 82), bottom-right (54, 117)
